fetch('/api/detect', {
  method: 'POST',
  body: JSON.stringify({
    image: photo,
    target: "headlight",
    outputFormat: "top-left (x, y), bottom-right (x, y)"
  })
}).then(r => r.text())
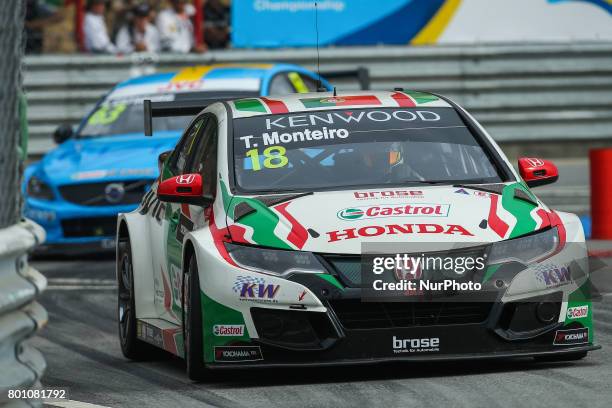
top-left (27, 176), bottom-right (54, 200)
top-left (487, 227), bottom-right (559, 266)
top-left (225, 243), bottom-right (327, 277)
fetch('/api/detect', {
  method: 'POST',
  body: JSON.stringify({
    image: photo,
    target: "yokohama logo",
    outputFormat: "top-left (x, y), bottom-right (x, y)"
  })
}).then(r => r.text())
top-left (214, 346), bottom-right (263, 362)
top-left (327, 223), bottom-right (473, 242)
top-left (553, 328), bottom-right (589, 346)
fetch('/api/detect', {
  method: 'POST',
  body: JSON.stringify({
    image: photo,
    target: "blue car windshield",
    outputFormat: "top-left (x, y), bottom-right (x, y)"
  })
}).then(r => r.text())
top-left (80, 91), bottom-right (259, 137)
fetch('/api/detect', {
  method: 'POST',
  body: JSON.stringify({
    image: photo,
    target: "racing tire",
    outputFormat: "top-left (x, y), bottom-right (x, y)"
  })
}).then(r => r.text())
top-left (117, 238), bottom-right (159, 360)
top-left (534, 351), bottom-right (588, 362)
top-left (183, 255), bottom-right (209, 381)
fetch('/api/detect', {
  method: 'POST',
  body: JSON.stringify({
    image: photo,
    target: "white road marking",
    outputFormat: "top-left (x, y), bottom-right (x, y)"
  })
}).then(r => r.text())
top-left (48, 278), bottom-right (116, 285)
top-left (47, 278), bottom-right (117, 290)
top-left (46, 399), bottom-right (112, 408)
top-left (47, 286), bottom-right (117, 291)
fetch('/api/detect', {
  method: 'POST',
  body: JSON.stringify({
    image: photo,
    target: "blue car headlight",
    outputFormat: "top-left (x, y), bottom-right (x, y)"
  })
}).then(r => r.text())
top-left (27, 176), bottom-right (54, 200)
top-left (224, 243), bottom-right (326, 277)
top-left (487, 227), bottom-right (559, 266)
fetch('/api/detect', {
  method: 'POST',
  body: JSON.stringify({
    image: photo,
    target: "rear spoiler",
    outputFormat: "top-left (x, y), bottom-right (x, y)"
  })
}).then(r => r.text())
top-left (144, 93), bottom-right (253, 136)
top-left (143, 68), bottom-right (371, 136)
top-left (320, 66), bottom-right (370, 90)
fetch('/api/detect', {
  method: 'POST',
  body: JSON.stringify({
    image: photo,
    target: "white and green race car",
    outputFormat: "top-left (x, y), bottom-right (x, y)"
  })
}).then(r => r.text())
top-left (117, 90), bottom-right (598, 380)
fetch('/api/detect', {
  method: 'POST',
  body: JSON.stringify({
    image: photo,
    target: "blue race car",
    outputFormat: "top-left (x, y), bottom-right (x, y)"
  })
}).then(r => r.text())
top-left (24, 63), bottom-right (333, 253)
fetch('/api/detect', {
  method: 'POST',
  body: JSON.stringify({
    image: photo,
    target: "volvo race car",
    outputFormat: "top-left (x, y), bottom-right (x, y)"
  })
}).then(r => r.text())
top-left (24, 63), bottom-right (333, 253)
top-left (117, 90), bottom-right (598, 380)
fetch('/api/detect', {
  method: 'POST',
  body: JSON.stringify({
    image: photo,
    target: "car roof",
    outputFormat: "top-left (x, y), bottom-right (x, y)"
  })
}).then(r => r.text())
top-left (108, 63), bottom-right (314, 100)
top-left (228, 90), bottom-right (453, 118)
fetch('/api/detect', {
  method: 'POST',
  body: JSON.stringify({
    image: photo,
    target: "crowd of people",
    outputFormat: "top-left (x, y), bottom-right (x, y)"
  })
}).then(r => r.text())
top-left (25, 0), bottom-right (231, 54)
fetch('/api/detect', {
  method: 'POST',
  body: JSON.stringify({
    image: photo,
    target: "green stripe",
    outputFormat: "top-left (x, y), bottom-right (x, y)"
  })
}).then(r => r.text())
top-left (202, 292), bottom-right (249, 363)
top-left (501, 182), bottom-right (538, 238)
top-left (300, 98), bottom-right (335, 109)
top-left (234, 98), bottom-right (267, 113)
top-left (482, 264), bottom-right (502, 284)
top-left (403, 91), bottom-right (438, 104)
top-left (221, 181), bottom-right (291, 249)
top-left (317, 274), bottom-right (344, 290)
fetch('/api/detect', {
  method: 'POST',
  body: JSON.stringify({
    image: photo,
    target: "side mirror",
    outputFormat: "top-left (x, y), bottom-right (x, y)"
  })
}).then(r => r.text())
top-left (157, 173), bottom-right (213, 206)
top-left (518, 157), bottom-right (558, 187)
top-left (158, 150), bottom-right (172, 174)
top-left (53, 124), bottom-right (73, 144)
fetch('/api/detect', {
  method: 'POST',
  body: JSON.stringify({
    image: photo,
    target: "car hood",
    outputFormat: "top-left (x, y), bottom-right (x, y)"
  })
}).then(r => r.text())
top-left (33, 132), bottom-right (179, 185)
top-left (223, 183), bottom-right (554, 254)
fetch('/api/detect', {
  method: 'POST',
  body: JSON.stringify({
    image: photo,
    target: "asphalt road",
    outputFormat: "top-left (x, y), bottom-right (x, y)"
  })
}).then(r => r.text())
top-left (32, 254), bottom-right (611, 408)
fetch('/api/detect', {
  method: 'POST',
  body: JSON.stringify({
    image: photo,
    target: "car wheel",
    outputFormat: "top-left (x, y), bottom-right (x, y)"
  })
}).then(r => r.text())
top-left (534, 350), bottom-right (588, 362)
top-left (183, 255), bottom-right (208, 381)
top-left (117, 238), bottom-right (158, 360)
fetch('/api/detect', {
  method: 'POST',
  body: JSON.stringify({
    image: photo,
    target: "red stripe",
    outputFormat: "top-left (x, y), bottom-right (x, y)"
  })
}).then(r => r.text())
top-left (391, 92), bottom-right (416, 107)
top-left (274, 202), bottom-right (308, 249)
top-left (588, 249), bottom-right (612, 258)
top-left (548, 210), bottom-right (566, 252)
top-left (181, 203), bottom-right (191, 218)
top-left (536, 208), bottom-right (551, 229)
top-left (206, 208), bottom-right (238, 266)
top-left (261, 97), bottom-right (289, 114)
top-left (337, 95), bottom-right (380, 106)
top-left (228, 224), bottom-right (249, 244)
top-left (161, 269), bottom-right (172, 311)
top-left (162, 328), bottom-right (180, 355)
top-left (488, 194), bottom-right (509, 238)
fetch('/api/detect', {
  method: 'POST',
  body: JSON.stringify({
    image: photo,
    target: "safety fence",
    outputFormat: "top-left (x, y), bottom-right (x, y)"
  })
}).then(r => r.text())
top-left (1, 3), bottom-right (47, 406)
top-left (23, 42), bottom-right (612, 155)
top-left (0, 221), bottom-right (47, 407)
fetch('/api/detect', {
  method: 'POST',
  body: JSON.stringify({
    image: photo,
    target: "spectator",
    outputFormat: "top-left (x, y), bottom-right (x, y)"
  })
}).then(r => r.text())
top-left (116, 4), bottom-right (160, 53)
top-left (24, 0), bottom-right (64, 54)
top-left (202, 0), bottom-right (230, 49)
top-left (157, 0), bottom-right (204, 53)
top-left (84, 0), bottom-right (117, 54)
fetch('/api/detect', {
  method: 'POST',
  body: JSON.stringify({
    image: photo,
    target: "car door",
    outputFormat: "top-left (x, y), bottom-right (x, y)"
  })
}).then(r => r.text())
top-left (150, 115), bottom-right (207, 322)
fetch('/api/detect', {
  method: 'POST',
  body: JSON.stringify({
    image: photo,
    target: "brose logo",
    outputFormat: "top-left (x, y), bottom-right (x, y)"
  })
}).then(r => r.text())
top-left (567, 305), bottom-right (589, 320)
top-left (392, 336), bottom-right (440, 353)
top-left (337, 204), bottom-right (450, 221)
top-left (213, 325), bottom-right (245, 336)
top-left (354, 190), bottom-right (423, 200)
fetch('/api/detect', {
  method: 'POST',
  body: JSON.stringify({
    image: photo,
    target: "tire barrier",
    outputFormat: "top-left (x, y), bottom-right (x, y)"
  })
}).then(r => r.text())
top-left (0, 220), bottom-right (46, 407)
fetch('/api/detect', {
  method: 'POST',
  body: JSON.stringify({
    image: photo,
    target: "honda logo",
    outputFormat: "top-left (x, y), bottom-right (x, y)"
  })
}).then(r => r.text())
top-left (176, 174), bottom-right (195, 184)
top-left (525, 158), bottom-right (544, 167)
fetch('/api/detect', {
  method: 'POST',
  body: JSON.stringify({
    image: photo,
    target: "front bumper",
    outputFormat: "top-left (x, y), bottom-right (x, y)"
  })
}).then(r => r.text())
top-left (210, 345), bottom-right (600, 369)
top-left (24, 196), bottom-right (138, 252)
top-left (188, 235), bottom-right (597, 367)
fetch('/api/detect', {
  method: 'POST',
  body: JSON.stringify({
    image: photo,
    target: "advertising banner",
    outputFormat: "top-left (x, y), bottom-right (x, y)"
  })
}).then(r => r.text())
top-left (231, 0), bottom-right (612, 48)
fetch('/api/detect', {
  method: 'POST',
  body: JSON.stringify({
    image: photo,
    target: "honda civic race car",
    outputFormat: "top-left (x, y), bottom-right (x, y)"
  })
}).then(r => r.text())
top-left (117, 90), bottom-right (598, 380)
top-left (23, 63), bottom-right (332, 253)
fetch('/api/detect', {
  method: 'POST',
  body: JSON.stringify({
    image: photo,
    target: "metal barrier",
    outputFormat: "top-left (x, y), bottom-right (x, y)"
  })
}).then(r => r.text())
top-left (0, 220), bottom-right (46, 407)
top-left (24, 42), bottom-right (612, 155)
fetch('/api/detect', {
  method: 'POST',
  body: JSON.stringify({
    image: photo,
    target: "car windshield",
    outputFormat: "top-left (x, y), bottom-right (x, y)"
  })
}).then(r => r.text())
top-left (233, 107), bottom-right (506, 193)
top-left (80, 91), bottom-right (258, 137)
